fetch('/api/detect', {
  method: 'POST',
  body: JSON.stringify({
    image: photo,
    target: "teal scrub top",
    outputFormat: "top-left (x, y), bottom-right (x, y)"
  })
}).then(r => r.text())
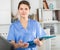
top-left (7, 19), bottom-right (46, 50)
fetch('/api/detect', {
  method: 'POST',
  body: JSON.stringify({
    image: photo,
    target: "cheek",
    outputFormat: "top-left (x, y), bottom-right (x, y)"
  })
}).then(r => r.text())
top-left (18, 11), bottom-right (22, 15)
top-left (19, 10), bottom-right (22, 13)
top-left (26, 11), bottom-right (30, 14)
top-left (18, 10), bottom-right (30, 15)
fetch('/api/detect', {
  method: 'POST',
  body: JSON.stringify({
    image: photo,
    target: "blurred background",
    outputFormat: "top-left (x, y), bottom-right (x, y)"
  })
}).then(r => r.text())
top-left (0, 0), bottom-right (60, 50)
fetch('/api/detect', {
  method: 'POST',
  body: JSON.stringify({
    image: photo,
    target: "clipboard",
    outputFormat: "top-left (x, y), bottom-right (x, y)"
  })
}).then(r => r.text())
top-left (27, 35), bottom-right (56, 48)
top-left (39, 35), bottom-right (56, 40)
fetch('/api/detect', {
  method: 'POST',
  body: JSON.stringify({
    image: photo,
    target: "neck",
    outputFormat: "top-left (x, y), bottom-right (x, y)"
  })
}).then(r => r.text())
top-left (20, 17), bottom-right (28, 22)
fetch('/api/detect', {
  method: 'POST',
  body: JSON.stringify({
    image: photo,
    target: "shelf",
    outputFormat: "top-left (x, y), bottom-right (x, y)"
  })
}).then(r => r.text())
top-left (43, 9), bottom-right (60, 11)
top-left (40, 21), bottom-right (60, 24)
top-left (43, 0), bottom-right (60, 10)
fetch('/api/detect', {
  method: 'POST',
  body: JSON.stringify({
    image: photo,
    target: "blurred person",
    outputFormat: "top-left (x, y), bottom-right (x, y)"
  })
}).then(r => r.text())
top-left (7, 1), bottom-right (46, 50)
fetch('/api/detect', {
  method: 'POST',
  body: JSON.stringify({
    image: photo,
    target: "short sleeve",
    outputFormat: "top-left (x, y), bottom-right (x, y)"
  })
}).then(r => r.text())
top-left (36, 21), bottom-right (46, 38)
top-left (7, 24), bottom-right (16, 42)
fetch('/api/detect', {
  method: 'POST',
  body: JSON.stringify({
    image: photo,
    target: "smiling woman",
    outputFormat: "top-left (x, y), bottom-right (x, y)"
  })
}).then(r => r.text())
top-left (7, 1), bottom-right (46, 50)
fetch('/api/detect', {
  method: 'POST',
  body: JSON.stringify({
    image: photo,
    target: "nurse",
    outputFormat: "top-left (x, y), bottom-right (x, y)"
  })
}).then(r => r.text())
top-left (7, 0), bottom-right (46, 50)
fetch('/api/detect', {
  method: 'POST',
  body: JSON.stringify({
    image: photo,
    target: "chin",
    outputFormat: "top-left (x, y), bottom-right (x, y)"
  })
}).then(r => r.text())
top-left (21, 15), bottom-right (28, 18)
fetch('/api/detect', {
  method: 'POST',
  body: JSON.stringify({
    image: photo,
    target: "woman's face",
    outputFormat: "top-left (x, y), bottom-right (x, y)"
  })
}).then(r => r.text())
top-left (18, 4), bottom-right (30, 18)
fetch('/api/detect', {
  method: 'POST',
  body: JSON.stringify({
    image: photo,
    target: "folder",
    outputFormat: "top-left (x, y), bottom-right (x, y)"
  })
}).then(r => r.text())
top-left (27, 35), bottom-right (56, 48)
top-left (39, 35), bottom-right (56, 40)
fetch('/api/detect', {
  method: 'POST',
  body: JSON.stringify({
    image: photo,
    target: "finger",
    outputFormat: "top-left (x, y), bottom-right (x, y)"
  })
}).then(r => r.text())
top-left (40, 41), bottom-right (43, 46)
top-left (23, 43), bottom-right (29, 48)
top-left (34, 40), bottom-right (40, 46)
top-left (37, 41), bottom-right (43, 46)
top-left (24, 43), bottom-right (29, 46)
top-left (34, 38), bottom-right (39, 43)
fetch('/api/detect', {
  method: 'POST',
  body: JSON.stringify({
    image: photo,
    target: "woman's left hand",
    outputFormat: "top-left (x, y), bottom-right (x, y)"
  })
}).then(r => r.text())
top-left (34, 38), bottom-right (43, 47)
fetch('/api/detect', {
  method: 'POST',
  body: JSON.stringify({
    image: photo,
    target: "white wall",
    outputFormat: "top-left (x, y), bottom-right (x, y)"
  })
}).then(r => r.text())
top-left (11, 0), bottom-right (41, 15)
top-left (56, 0), bottom-right (60, 10)
top-left (28, 0), bottom-right (40, 14)
top-left (11, 0), bottom-right (21, 16)
top-left (0, 25), bottom-right (10, 39)
top-left (57, 24), bottom-right (60, 34)
top-left (0, 0), bottom-right (11, 24)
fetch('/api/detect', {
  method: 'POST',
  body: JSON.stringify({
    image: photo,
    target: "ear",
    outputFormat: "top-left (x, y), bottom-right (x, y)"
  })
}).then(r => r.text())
top-left (17, 10), bottom-right (20, 15)
top-left (17, 10), bottom-right (19, 13)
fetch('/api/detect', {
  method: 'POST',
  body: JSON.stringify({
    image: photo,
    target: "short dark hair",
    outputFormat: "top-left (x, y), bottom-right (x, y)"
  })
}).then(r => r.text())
top-left (18, 1), bottom-right (31, 10)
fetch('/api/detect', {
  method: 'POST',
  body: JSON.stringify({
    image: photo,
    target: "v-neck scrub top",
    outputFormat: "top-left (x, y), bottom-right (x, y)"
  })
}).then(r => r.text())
top-left (7, 19), bottom-right (46, 50)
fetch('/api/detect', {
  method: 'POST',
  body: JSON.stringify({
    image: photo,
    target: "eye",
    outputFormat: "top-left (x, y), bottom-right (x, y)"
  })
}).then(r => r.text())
top-left (25, 8), bottom-right (28, 10)
top-left (20, 8), bottom-right (23, 10)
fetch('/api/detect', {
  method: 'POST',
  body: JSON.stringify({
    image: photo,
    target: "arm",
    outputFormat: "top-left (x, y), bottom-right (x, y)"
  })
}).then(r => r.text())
top-left (10, 40), bottom-right (29, 48)
top-left (34, 38), bottom-right (43, 47)
top-left (35, 21), bottom-right (46, 46)
top-left (7, 24), bottom-right (29, 48)
top-left (10, 41), bottom-right (20, 48)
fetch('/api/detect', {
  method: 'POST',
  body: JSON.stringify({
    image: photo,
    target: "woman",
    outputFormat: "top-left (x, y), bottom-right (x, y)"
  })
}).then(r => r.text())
top-left (7, 1), bottom-right (46, 50)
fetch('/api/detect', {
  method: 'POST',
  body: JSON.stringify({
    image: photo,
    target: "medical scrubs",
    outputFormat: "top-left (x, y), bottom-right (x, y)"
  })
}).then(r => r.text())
top-left (7, 19), bottom-right (46, 50)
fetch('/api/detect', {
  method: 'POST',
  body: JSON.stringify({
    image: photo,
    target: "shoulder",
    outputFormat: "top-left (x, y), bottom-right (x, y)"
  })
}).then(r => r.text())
top-left (29, 19), bottom-right (37, 23)
top-left (10, 20), bottom-right (19, 27)
top-left (29, 19), bottom-right (40, 25)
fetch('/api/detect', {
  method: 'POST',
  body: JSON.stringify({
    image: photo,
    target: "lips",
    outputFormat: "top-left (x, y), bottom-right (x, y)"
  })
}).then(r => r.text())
top-left (22, 13), bottom-right (26, 15)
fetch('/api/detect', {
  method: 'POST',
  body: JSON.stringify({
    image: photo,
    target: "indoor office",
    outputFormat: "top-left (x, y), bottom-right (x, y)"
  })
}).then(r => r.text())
top-left (0, 0), bottom-right (60, 50)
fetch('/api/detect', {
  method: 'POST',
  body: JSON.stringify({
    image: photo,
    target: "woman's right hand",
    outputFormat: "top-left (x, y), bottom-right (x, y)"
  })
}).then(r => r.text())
top-left (18, 40), bottom-right (29, 48)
